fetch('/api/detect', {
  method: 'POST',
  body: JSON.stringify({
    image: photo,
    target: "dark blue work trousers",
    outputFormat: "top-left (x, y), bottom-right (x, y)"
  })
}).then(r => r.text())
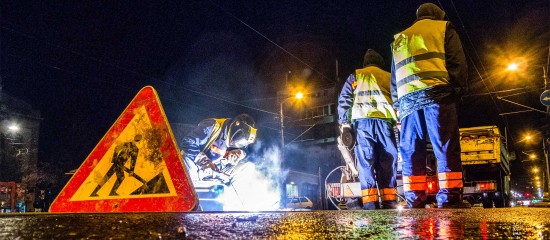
top-left (400, 102), bottom-right (463, 208)
top-left (353, 118), bottom-right (398, 209)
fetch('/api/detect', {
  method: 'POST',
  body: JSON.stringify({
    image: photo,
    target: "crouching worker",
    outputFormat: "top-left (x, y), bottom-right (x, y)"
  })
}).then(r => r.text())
top-left (180, 114), bottom-right (257, 184)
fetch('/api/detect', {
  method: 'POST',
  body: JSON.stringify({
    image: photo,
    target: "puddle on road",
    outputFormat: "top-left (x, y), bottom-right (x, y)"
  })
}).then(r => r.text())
top-left (394, 216), bottom-right (550, 239)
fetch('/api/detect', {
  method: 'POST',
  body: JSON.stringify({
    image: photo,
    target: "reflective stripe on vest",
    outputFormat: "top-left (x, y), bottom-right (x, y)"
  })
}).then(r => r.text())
top-left (392, 19), bottom-right (450, 99)
top-left (202, 118), bottom-right (228, 153)
top-left (380, 188), bottom-right (398, 201)
top-left (351, 66), bottom-right (397, 121)
top-left (438, 172), bottom-right (463, 189)
top-left (361, 188), bottom-right (378, 203)
top-left (403, 175), bottom-right (427, 191)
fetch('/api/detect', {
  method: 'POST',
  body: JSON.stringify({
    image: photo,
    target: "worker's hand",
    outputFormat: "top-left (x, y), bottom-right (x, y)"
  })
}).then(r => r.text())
top-left (195, 152), bottom-right (218, 172)
top-left (197, 162), bottom-right (219, 181)
top-left (201, 167), bottom-right (215, 179)
top-left (224, 149), bottom-right (246, 166)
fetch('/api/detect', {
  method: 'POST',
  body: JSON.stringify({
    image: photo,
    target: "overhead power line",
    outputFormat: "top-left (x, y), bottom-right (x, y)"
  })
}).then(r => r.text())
top-left (438, 0), bottom-right (509, 127)
top-left (206, 0), bottom-right (331, 82)
top-left (1, 25), bottom-right (279, 117)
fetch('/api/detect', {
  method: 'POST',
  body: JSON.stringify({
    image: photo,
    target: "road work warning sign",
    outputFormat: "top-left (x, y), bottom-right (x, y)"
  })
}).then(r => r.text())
top-left (50, 86), bottom-right (198, 213)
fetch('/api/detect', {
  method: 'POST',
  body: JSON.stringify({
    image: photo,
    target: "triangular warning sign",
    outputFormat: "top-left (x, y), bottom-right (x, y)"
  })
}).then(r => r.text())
top-left (343, 185), bottom-right (355, 198)
top-left (50, 86), bottom-right (198, 213)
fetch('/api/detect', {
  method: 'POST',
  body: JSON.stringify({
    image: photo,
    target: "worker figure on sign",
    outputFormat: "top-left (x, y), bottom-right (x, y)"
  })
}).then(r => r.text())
top-left (90, 134), bottom-right (142, 197)
top-left (180, 114), bottom-right (257, 184)
top-left (390, 3), bottom-right (469, 208)
top-left (338, 49), bottom-right (399, 210)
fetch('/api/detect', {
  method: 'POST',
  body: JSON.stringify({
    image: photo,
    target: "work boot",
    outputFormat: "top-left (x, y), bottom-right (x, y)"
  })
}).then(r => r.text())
top-left (404, 191), bottom-right (427, 208)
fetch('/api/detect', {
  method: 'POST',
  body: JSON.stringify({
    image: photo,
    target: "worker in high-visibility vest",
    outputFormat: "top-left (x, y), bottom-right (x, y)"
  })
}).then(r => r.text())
top-left (338, 49), bottom-right (399, 210)
top-left (390, 3), bottom-right (469, 208)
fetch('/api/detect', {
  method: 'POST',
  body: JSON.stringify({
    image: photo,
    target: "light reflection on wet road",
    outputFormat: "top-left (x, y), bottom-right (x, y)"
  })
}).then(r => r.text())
top-left (1, 208), bottom-right (549, 239)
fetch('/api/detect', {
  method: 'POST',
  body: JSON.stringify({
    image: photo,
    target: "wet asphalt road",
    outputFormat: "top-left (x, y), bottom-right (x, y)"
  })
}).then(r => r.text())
top-left (1, 208), bottom-right (550, 239)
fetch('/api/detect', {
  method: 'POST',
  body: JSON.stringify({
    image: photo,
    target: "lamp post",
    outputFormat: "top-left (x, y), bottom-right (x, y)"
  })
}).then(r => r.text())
top-left (497, 62), bottom-right (549, 115)
top-left (280, 102), bottom-right (285, 149)
top-left (506, 61), bottom-right (550, 199)
top-left (279, 92), bottom-right (304, 149)
top-left (543, 137), bottom-right (550, 199)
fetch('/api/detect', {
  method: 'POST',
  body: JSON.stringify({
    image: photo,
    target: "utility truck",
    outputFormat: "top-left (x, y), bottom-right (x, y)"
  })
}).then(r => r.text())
top-left (459, 126), bottom-right (512, 208)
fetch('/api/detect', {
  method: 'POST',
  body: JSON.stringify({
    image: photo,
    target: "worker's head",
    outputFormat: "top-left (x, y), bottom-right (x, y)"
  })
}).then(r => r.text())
top-left (363, 49), bottom-right (385, 67)
top-left (227, 114), bottom-right (257, 148)
top-left (416, 3), bottom-right (446, 20)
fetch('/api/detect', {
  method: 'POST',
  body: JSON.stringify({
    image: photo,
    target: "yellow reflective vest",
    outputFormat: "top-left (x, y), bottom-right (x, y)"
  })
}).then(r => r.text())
top-left (351, 66), bottom-right (397, 121)
top-left (392, 19), bottom-right (450, 99)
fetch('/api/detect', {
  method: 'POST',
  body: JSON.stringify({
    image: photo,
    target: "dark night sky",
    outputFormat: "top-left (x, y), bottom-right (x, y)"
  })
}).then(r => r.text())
top-left (1, 1), bottom-right (549, 189)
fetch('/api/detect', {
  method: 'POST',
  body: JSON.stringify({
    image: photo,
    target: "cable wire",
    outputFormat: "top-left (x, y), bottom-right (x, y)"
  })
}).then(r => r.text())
top-left (206, 0), bottom-right (331, 82)
top-left (1, 25), bottom-right (280, 117)
top-left (439, 0), bottom-right (509, 127)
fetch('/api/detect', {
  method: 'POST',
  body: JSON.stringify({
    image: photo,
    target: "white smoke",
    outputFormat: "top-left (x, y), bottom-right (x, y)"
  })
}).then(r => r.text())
top-left (221, 141), bottom-right (288, 211)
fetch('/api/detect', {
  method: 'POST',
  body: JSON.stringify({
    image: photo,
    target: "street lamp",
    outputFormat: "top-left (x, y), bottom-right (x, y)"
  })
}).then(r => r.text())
top-left (543, 137), bottom-right (550, 199)
top-left (507, 63), bottom-right (519, 71)
top-left (497, 61), bottom-right (549, 116)
top-left (8, 124), bottom-right (20, 133)
top-left (279, 91), bottom-right (305, 148)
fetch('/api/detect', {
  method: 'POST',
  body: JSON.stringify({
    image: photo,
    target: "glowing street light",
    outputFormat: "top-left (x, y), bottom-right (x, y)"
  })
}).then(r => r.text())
top-left (295, 91), bottom-right (304, 99)
top-left (530, 154), bottom-right (537, 160)
top-left (533, 167), bottom-right (539, 173)
top-left (7, 124), bottom-right (20, 133)
top-left (507, 63), bottom-right (519, 71)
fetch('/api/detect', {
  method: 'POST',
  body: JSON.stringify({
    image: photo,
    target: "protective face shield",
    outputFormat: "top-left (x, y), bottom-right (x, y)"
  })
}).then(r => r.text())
top-left (227, 114), bottom-right (257, 148)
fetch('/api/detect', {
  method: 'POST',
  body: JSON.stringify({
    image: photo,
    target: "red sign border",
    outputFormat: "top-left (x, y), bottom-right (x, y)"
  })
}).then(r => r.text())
top-left (50, 86), bottom-right (198, 213)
